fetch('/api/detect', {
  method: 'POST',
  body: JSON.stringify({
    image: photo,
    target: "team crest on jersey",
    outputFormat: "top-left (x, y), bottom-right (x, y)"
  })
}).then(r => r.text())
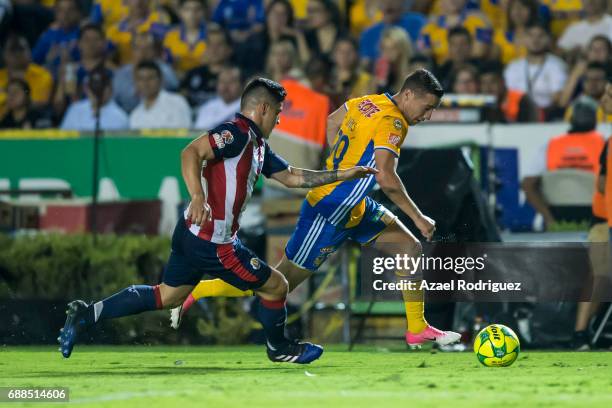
top-left (388, 133), bottom-right (401, 146)
top-left (346, 118), bottom-right (356, 131)
top-left (250, 258), bottom-right (261, 270)
top-left (358, 99), bottom-right (380, 118)
top-left (221, 130), bottom-right (234, 145)
top-left (212, 132), bottom-right (225, 148)
top-left (393, 119), bottom-right (402, 130)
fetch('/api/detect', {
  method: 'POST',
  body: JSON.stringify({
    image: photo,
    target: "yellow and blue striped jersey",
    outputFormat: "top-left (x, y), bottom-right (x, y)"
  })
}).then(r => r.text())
top-left (306, 93), bottom-right (409, 227)
top-left (163, 25), bottom-right (207, 74)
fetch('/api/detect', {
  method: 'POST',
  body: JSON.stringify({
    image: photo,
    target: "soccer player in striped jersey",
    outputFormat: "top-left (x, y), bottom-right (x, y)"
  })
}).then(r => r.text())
top-left (58, 78), bottom-right (376, 363)
top-left (173, 69), bottom-right (461, 348)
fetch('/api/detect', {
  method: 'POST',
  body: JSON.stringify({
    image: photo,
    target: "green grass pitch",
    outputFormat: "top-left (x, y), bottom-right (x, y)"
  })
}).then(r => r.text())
top-left (2, 345), bottom-right (612, 407)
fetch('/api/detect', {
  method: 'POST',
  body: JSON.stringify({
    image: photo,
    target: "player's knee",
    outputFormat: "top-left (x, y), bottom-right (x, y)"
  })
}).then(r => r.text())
top-left (268, 272), bottom-right (289, 298)
top-left (159, 288), bottom-right (188, 309)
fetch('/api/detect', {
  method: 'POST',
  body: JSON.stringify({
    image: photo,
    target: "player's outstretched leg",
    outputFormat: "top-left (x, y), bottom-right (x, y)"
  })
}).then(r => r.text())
top-left (59, 283), bottom-right (191, 358)
top-left (376, 219), bottom-right (461, 349)
top-left (255, 268), bottom-right (323, 364)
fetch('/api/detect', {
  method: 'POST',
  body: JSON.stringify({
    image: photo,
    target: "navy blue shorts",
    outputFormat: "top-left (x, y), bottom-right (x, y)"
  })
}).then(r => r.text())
top-left (162, 219), bottom-right (272, 290)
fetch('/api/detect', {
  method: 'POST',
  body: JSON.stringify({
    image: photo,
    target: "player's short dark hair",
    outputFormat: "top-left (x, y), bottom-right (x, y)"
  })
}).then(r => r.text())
top-left (78, 22), bottom-right (104, 40)
top-left (400, 68), bottom-right (444, 98)
top-left (240, 78), bottom-right (287, 109)
top-left (135, 60), bottom-right (162, 79)
top-left (447, 27), bottom-right (471, 42)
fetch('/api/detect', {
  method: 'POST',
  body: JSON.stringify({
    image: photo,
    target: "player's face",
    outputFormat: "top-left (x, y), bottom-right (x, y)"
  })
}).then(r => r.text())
top-left (402, 90), bottom-right (439, 125)
top-left (260, 102), bottom-right (283, 138)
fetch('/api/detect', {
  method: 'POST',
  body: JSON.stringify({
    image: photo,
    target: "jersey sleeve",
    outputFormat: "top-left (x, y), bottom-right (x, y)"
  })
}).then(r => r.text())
top-left (262, 143), bottom-right (289, 178)
top-left (207, 124), bottom-right (248, 159)
top-left (373, 115), bottom-right (407, 157)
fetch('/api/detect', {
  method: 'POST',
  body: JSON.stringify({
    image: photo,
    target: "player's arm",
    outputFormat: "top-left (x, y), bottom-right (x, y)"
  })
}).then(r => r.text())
top-left (326, 105), bottom-right (347, 147)
top-left (181, 132), bottom-right (215, 226)
top-left (271, 166), bottom-right (378, 188)
top-left (374, 149), bottom-right (436, 241)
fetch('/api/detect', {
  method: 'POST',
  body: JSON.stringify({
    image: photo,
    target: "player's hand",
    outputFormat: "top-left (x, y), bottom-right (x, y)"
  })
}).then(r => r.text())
top-left (187, 194), bottom-right (212, 226)
top-left (415, 214), bottom-right (436, 242)
top-left (338, 166), bottom-right (378, 181)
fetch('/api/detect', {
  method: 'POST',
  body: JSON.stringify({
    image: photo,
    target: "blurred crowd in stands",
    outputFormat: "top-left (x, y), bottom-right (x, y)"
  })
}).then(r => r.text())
top-left (0, 0), bottom-right (610, 131)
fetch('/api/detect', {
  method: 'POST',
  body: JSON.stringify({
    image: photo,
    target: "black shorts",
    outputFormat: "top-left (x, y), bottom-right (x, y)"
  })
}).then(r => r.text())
top-left (162, 219), bottom-right (272, 290)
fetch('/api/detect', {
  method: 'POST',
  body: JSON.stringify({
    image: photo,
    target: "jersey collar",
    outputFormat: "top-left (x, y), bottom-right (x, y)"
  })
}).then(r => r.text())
top-left (235, 113), bottom-right (264, 140)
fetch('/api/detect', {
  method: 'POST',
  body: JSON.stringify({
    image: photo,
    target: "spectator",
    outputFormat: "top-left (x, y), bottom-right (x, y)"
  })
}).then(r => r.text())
top-left (194, 65), bottom-right (242, 130)
top-left (374, 27), bottom-right (412, 94)
top-left (436, 27), bottom-right (482, 90)
top-left (560, 36), bottom-right (612, 109)
top-left (212, 0), bottom-right (264, 43)
top-left (0, 36), bottom-right (53, 118)
top-left (542, 0), bottom-right (582, 39)
top-left (522, 97), bottom-right (605, 228)
top-left (349, 0), bottom-right (382, 37)
top-left (235, 0), bottom-right (308, 77)
top-left (564, 63), bottom-right (611, 123)
top-left (0, 78), bottom-right (53, 129)
top-left (265, 39), bottom-right (306, 84)
top-left (52, 23), bottom-right (110, 116)
top-left (479, 62), bottom-right (538, 122)
top-left (331, 36), bottom-right (375, 102)
top-left (181, 27), bottom-right (233, 107)
top-left (61, 71), bottom-right (129, 131)
top-left (360, 0), bottom-right (425, 67)
top-left (450, 64), bottom-right (479, 94)
top-left (90, 0), bottom-right (129, 30)
top-left (113, 32), bottom-right (179, 113)
top-left (417, 0), bottom-right (492, 65)
top-left (31, 0), bottom-right (81, 74)
top-left (304, 56), bottom-right (340, 107)
top-left (504, 22), bottom-right (567, 117)
top-left (163, 0), bottom-right (208, 76)
top-left (129, 61), bottom-right (191, 129)
top-left (303, 0), bottom-right (344, 59)
top-left (492, 0), bottom-right (539, 65)
top-left (106, 0), bottom-right (169, 65)
top-left (558, 0), bottom-right (612, 57)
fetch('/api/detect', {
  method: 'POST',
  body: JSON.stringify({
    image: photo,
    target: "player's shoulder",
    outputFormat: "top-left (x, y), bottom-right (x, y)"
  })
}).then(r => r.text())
top-left (346, 93), bottom-right (395, 119)
top-left (208, 120), bottom-right (250, 154)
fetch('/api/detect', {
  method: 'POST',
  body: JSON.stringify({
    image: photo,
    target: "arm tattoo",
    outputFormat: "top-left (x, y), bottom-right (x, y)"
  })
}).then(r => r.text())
top-left (298, 169), bottom-right (339, 188)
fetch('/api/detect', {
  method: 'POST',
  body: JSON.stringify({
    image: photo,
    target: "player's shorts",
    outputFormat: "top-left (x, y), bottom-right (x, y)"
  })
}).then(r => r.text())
top-left (162, 218), bottom-right (271, 290)
top-left (285, 197), bottom-right (395, 271)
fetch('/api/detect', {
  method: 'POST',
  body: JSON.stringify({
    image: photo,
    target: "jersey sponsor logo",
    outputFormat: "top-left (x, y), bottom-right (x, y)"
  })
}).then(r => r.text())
top-left (346, 118), bottom-right (356, 131)
top-left (388, 133), bottom-right (401, 146)
top-left (393, 119), bottom-right (403, 130)
top-left (221, 130), bottom-right (234, 145)
top-left (320, 246), bottom-right (335, 254)
top-left (250, 258), bottom-right (261, 270)
top-left (358, 99), bottom-right (380, 118)
top-left (212, 132), bottom-right (225, 148)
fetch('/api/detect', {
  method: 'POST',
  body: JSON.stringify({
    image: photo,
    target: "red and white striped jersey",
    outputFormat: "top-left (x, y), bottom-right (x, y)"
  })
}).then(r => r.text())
top-left (185, 113), bottom-right (289, 244)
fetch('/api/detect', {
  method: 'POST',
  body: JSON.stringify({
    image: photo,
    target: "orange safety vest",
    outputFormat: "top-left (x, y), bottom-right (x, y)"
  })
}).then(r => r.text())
top-left (502, 89), bottom-right (524, 122)
top-left (546, 131), bottom-right (605, 173)
top-left (605, 138), bottom-right (612, 226)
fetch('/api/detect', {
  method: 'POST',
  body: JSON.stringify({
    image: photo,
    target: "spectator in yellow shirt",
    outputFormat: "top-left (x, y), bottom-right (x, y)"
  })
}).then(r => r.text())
top-left (0, 36), bottom-right (53, 118)
top-left (417, 0), bottom-right (492, 65)
top-left (349, 0), bottom-right (382, 37)
top-left (90, 0), bottom-right (130, 30)
top-left (106, 0), bottom-right (169, 65)
top-left (163, 0), bottom-right (208, 76)
top-left (492, 0), bottom-right (538, 65)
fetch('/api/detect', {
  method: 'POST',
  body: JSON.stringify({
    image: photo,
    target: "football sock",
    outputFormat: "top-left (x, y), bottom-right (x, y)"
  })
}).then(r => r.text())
top-left (257, 297), bottom-right (288, 348)
top-left (396, 272), bottom-right (427, 334)
top-left (191, 279), bottom-right (253, 299)
top-left (86, 285), bottom-right (163, 324)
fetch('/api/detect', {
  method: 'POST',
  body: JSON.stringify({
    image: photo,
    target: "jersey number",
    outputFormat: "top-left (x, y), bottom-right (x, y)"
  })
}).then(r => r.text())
top-left (331, 131), bottom-right (349, 170)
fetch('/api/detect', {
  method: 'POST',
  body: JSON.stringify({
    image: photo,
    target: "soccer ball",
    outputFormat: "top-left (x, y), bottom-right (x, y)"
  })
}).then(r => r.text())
top-left (473, 324), bottom-right (520, 367)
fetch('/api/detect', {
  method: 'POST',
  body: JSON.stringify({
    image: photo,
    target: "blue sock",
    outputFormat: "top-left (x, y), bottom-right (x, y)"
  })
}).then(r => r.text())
top-left (257, 297), bottom-right (288, 348)
top-left (85, 285), bottom-right (162, 325)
